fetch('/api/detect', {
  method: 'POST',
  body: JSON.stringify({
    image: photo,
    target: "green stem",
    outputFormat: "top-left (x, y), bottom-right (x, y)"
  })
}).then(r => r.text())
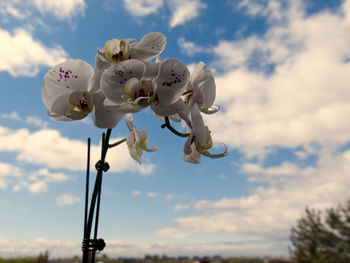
top-left (161, 117), bottom-right (190, 138)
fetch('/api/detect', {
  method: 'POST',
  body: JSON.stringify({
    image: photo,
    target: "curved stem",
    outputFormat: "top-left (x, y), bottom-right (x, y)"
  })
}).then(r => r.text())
top-left (161, 116), bottom-right (189, 138)
top-left (108, 138), bottom-right (127, 148)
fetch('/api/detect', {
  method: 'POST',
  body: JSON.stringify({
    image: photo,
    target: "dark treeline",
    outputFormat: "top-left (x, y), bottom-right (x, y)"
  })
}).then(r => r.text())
top-left (0, 252), bottom-right (292, 263)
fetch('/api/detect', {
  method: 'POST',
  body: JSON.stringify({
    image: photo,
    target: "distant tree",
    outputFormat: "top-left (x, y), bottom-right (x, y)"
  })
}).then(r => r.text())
top-left (290, 200), bottom-right (350, 262)
top-left (37, 251), bottom-right (49, 263)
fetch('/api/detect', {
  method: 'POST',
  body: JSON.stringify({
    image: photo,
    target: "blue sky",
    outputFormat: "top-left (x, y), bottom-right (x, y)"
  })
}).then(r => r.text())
top-left (1, 0), bottom-right (350, 259)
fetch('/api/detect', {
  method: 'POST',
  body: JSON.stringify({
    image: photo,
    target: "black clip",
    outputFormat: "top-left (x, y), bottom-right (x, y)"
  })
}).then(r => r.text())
top-left (82, 238), bottom-right (106, 252)
top-left (95, 160), bottom-right (110, 172)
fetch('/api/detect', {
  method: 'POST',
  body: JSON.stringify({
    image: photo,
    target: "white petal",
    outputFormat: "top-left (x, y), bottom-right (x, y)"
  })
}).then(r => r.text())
top-left (200, 77), bottom-right (216, 108)
top-left (154, 58), bottom-right (190, 106)
top-left (88, 54), bottom-right (111, 93)
top-left (137, 129), bottom-right (158, 152)
top-left (92, 92), bottom-right (125, 129)
top-left (131, 32), bottom-right (166, 61)
top-left (183, 143), bottom-right (201, 164)
top-left (48, 93), bottom-right (74, 121)
top-left (126, 131), bottom-right (143, 164)
top-left (190, 62), bottom-right (216, 108)
top-left (125, 113), bottom-right (135, 132)
top-left (98, 39), bottom-right (131, 63)
top-left (191, 104), bottom-right (209, 147)
top-left (101, 59), bottom-right (145, 103)
top-left (151, 98), bottom-right (185, 117)
top-left (42, 59), bottom-right (93, 109)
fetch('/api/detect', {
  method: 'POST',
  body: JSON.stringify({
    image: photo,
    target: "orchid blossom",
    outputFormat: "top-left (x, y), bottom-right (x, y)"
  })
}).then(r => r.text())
top-left (89, 32), bottom-right (166, 94)
top-left (42, 59), bottom-right (124, 129)
top-left (125, 113), bottom-right (158, 164)
top-left (41, 32), bottom-right (226, 166)
top-left (42, 59), bottom-right (94, 121)
top-left (97, 32), bottom-right (166, 64)
top-left (183, 104), bottom-right (227, 164)
top-left (185, 62), bottom-right (217, 114)
top-left (101, 58), bottom-right (190, 117)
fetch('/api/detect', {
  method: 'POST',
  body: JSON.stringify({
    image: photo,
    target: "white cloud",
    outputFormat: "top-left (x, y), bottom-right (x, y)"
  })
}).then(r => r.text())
top-left (174, 203), bottom-right (190, 211)
top-left (0, 0), bottom-right (86, 25)
top-left (28, 168), bottom-right (70, 183)
top-left (0, 28), bottom-right (68, 77)
top-left (0, 162), bottom-right (22, 189)
top-left (0, 237), bottom-right (286, 258)
top-left (155, 0), bottom-right (350, 253)
top-left (2, 112), bottom-right (48, 129)
top-left (164, 194), bottom-right (174, 200)
top-left (122, 0), bottom-right (163, 17)
top-left (2, 111), bottom-right (21, 121)
top-left (56, 193), bottom-right (81, 206)
top-left (168, 0), bottom-right (206, 28)
top-left (177, 37), bottom-right (210, 56)
top-left (157, 146), bottom-right (350, 245)
top-left (33, 0), bottom-right (86, 19)
top-left (200, 0), bottom-right (350, 157)
top-left (25, 116), bottom-right (48, 129)
top-left (0, 125), bottom-right (155, 174)
top-left (146, 192), bottom-right (158, 197)
top-left (132, 190), bottom-right (142, 196)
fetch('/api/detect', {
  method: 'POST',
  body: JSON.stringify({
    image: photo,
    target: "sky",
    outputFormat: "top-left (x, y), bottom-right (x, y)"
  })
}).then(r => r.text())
top-left (0, 0), bottom-right (350, 259)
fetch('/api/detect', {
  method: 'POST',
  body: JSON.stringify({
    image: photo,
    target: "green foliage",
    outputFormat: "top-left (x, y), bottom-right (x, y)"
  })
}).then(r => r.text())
top-left (290, 199), bottom-right (350, 262)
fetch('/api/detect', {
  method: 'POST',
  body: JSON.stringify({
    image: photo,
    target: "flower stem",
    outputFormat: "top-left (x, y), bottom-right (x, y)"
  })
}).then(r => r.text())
top-left (82, 129), bottom-right (112, 263)
top-left (161, 116), bottom-right (190, 138)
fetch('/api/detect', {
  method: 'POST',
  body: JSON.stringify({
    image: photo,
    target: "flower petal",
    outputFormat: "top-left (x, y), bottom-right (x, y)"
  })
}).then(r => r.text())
top-left (125, 113), bottom-right (135, 132)
top-left (154, 58), bottom-right (190, 106)
top-left (131, 32), bottom-right (166, 61)
top-left (101, 59), bottom-right (146, 103)
top-left (98, 39), bottom-right (131, 63)
top-left (92, 92), bottom-right (125, 128)
top-left (48, 93), bottom-right (74, 121)
top-left (183, 143), bottom-right (201, 164)
top-left (88, 54), bottom-right (111, 93)
top-left (42, 59), bottom-right (93, 110)
top-left (151, 98), bottom-right (185, 117)
top-left (190, 62), bottom-right (216, 108)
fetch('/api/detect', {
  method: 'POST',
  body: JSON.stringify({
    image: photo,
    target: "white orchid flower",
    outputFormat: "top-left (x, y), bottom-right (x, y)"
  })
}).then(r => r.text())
top-left (42, 59), bottom-right (94, 121)
top-left (185, 62), bottom-right (217, 114)
top-left (92, 91), bottom-right (125, 129)
top-left (101, 58), bottom-right (190, 116)
top-left (183, 104), bottom-right (226, 164)
top-left (97, 32), bottom-right (166, 64)
top-left (125, 113), bottom-right (158, 164)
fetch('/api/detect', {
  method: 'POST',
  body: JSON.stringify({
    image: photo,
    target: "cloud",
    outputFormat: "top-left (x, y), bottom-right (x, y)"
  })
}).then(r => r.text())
top-left (4, 166), bottom-right (71, 194)
top-left (0, 28), bottom-right (68, 77)
top-left (0, 125), bottom-right (155, 174)
top-left (25, 116), bottom-right (48, 129)
top-left (2, 112), bottom-right (48, 129)
top-left (157, 146), bottom-right (350, 244)
top-left (174, 203), bottom-right (190, 211)
top-left (56, 193), bottom-right (81, 206)
top-left (122, 0), bottom-right (163, 17)
top-left (200, 0), bottom-right (350, 157)
top-left (33, 0), bottom-right (86, 19)
top-left (177, 37), bottom-right (210, 56)
top-left (155, 0), bottom-right (350, 253)
top-left (167, 0), bottom-right (206, 28)
top-left (0, 162), bottom-right (22, 189)
top-left (0, 0), bottom-right (86, 23)
top-left (132, 190), bottom-right (142, 196)
top-left (0, 237), bottom-right (286, 258)
top-left (2, 111), bottom-right (21, 121)
top-left (146, 192), bottom-right (159, 197)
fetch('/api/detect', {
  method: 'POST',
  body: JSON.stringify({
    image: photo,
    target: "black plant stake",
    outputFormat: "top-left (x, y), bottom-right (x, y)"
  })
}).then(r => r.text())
top-left (82, 129), bottom-right (125, 263)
